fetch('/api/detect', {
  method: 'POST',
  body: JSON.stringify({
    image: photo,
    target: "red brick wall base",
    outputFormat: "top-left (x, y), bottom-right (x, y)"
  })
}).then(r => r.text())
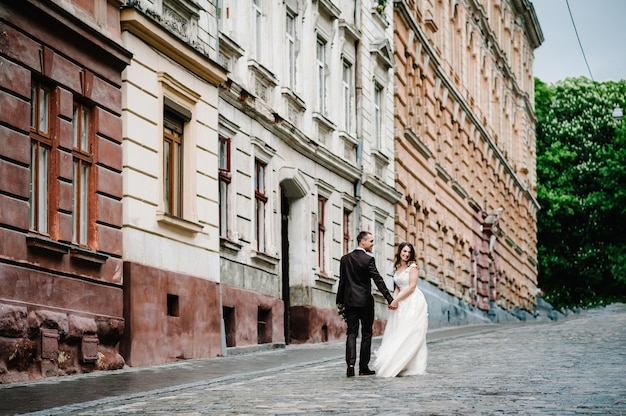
top-left (221, 285), bottom-right (284, 347)
top-left (289, 305), bottom-right (386, 344)
top-left (120, 262), bottom-right (222, 367)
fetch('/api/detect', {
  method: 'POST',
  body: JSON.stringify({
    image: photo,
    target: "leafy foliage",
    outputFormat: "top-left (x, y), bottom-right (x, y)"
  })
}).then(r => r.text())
top-left (535, 77), bottom-right (626, 309)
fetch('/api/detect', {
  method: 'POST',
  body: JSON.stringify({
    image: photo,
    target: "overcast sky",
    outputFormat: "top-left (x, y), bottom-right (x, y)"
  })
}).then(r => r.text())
top-left (531, 0), bottom-right (626, 84)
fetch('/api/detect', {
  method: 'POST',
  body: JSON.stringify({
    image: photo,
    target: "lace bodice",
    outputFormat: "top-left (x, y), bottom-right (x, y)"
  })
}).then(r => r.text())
top-left (393, 264), bottom-right (416, 290)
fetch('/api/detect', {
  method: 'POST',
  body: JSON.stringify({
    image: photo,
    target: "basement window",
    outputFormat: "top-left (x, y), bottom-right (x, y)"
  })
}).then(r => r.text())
top-left (167, 294), bottom-right (179, 317)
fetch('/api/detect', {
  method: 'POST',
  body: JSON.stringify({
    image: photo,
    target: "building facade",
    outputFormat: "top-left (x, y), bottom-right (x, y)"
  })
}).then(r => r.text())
top-left (392, 0), bottom-right (542, 323)
top-left (118, 0), bottom-right (227, 365)
top-left (0, 0), bottom-right (544, 383)
top-left (0, 0), bottom-right (131, 382)
top-left (216, 0), bottom-right (400, 347)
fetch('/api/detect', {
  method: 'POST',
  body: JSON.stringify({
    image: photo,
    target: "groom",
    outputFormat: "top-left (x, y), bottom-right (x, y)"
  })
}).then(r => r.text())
top-left (337, 231), bottom-right (396, 377)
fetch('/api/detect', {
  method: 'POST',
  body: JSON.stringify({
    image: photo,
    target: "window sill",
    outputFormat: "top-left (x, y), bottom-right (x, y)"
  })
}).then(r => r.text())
top-left (312, 112), bottom-right (337, 131)
top-left (157, 212), bottom-right (203, 233)
top-left (251, 251), bottom-right (280, 267)
top-left (70, 247), bottom-right (108, 266)
top-left (315, 272), bottom-right (336, 289)
top-left (26, 235), bottom-right (70, 256)
top-left (372, 148), bottom-right (390, 164)
top-left (220, 237), bottom-right (243, 253)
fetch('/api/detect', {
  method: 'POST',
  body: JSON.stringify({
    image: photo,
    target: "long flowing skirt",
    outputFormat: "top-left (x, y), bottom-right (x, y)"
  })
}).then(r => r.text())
top-left (374, 287), bottom-right (428, 377)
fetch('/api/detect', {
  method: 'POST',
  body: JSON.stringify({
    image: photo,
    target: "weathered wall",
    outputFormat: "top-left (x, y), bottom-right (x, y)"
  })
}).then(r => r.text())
top-left (121, 262), bottom-right (222, 366)
top-left (0, 0), bottom-right (130, 382)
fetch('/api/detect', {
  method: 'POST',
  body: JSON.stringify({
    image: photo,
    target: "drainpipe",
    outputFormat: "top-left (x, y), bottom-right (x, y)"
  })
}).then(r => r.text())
top-left (215, 0), bottom-right (220, 58)
top-left (215, 0), bottom-right (227, 355)
top-left (354, 0), bottom-right (363, 235)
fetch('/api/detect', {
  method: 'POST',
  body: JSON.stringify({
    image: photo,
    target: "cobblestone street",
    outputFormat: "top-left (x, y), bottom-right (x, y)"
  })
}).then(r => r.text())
top-left (3, 303), bottom-right (625, 415)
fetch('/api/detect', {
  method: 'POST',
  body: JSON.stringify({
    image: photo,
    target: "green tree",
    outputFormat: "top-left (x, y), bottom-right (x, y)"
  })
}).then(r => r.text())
top-left (535, 77), bottom-right (626, 309)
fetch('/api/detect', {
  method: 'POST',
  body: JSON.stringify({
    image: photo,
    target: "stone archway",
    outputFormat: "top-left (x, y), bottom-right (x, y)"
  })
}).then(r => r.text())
top-left (279, 167), bottom-right (309, 199)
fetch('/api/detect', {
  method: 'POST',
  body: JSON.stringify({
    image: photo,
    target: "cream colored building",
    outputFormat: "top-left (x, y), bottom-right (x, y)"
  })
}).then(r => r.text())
top-left (217, 0), bottom-right (400, 346)
top-left (119, 0), bottom-right (227, 365)
top-left (393, 0), bottom-right (542, 323)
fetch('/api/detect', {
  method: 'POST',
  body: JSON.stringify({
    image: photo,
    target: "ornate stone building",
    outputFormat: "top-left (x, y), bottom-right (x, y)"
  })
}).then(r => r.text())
top-left (118, 0), bottom-right (227, 365)
top-left (216, 0), bottom-right (399, 347)
top-left (392, 0), bottom-right (542, 323)
top-left (0, 0), bottom-right (131, 382)
top-left (0, 0), bottom-right (544, 383)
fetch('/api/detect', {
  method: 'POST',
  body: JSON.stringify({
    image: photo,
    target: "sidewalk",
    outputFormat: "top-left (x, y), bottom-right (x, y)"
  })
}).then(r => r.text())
top-left (0, 324), bottom-right (502, 415)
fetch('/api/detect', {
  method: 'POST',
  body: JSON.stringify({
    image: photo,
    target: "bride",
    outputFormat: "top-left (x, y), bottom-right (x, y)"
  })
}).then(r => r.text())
top-left (374, 242), bottom-right (428, 377)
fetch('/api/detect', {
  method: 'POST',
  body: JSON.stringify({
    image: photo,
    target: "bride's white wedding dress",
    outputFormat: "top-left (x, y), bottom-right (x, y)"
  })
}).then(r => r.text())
top-left (374, 263), bottom-right (428, 377)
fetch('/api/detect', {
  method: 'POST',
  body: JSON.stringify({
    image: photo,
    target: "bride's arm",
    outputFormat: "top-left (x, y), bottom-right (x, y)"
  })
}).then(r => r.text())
top-left (389, 265), bottom-right (418, 307)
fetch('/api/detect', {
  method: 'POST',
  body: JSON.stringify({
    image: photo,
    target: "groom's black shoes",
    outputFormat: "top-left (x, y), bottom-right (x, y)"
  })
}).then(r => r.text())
top-left (347, 366), bottom-right (355, 377)
top-left (359, 368), bottom-right (376, 376)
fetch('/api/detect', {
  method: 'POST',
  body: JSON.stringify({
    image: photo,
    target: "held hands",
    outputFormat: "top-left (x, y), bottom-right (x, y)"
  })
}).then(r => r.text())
top-left (388, 298), bottom-right (399, 310)
top-left (337, 304), bottom-right (347, 322)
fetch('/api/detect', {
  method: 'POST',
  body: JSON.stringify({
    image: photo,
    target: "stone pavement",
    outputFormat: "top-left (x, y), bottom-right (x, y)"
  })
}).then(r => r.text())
top-left (1, 303), bottom-right (625, 415)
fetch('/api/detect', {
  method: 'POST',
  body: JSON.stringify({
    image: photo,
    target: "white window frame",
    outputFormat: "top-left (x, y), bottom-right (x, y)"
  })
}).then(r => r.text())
top-left (286, 10), bottom-right (297, 91)
top-left (316, 38), bottom-right (327, 115)
top-left (374, 82), bottom-right (383, 149)
top-left (342, 60), bottom-right (353, 134)
top-left (253, 0), bottom-right (263, 61)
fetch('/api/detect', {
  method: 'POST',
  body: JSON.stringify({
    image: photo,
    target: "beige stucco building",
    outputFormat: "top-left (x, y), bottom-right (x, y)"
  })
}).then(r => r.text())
top-left (392, 0), bottom-right (542, 322)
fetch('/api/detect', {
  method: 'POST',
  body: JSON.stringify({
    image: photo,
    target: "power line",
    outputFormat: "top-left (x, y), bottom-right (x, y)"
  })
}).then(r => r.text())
top-left (565, 0), bottom-right (595, 81)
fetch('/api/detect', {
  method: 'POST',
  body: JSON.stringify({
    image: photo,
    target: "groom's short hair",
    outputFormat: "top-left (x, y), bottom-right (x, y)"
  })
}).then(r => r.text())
top-left (356, 231), bottom-right (371, 244)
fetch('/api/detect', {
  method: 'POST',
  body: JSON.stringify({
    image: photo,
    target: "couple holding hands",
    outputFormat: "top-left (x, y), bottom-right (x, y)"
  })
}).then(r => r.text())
top-left (336, 231), bottom-right (428, 378)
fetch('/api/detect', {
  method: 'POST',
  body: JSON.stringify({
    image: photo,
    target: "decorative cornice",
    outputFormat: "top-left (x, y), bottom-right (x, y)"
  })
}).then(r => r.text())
top-left (404, 128), bottom-right (433, 159)
top-left (339, 19), bottom-right (361, 42)
top-left (362, 173), bottom-right (402, 203)
top-left (511, 0), bottom-right (544, 49)
top-left (121, 6), bottom-right (227, 86)
top-left (435, 163), bottom-right (452, 183)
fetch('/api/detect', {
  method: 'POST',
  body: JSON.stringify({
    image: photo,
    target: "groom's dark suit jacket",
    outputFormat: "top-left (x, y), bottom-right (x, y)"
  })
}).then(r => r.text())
top-left (337, 248), bottom-right (394, 307)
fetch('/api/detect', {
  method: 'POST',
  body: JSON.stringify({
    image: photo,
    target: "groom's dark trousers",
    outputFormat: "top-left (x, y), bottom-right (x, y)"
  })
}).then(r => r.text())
top-left (337, 248), bottom-right (394, 372)
top-left (345, 303), bottom-right (375, 371)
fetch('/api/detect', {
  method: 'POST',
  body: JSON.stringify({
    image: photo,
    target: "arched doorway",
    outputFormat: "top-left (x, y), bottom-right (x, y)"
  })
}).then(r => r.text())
top-left (279, 168), bottom-right (309, 344)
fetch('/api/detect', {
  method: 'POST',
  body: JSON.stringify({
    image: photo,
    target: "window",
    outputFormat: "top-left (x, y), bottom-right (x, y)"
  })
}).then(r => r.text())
top-left (286, 11), bottom-right (297, 91)
top-left (342, 61), bottom-right (353, 133)
top-left (374, 83), bottom-right (383, 148)
top-left (375, 220), bottom-right (385, 273)
top-left (72, 102), bottom-right (92, 246)
top-left (218, 135), bottom-right (231, 239)
top-left (29, 81), bottom-right (52, 233)
top-left (163, 110), bottom-right (184, 217)
top-left (253, 0), bottom-right (263, 61)
top-left (255, 160), bottom-right (267, 252)
top-left (318, 196), bottom-right (327, 272)
top-left (316, 39), bottom-right (327, 115)
top-left (343, 209), bottom-right (351, 255)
